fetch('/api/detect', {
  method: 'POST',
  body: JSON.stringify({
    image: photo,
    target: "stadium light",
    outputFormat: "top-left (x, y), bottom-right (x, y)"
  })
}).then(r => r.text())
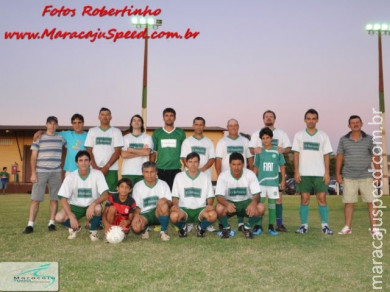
top-left (131, 17), bottom-right (163, 130)
top-left (366, 22), bottom-right (389, 195)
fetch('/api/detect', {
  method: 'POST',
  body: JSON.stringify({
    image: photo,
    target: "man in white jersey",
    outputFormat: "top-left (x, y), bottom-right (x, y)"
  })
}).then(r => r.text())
top-left (85, 107), bottom-right (124, 192)
top-left (180, 117), bottom-right (215, 178)
top-left (170, 152), bottom-right (217, 238)
top-left (121, 114), bottom-right (153, 187)
top-left (55, 151), bottom-right (109, 241)
top-left (131, 161), bottom-right (172, 241)
top-left (215, 152), bottom-right (265, 239)
top-left (292, 108), bottom-right (333, 235)
top-left (249, 110), bottom-right (291, 232)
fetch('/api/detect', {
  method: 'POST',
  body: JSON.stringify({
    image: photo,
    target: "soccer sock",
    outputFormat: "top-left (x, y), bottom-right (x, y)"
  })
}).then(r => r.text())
top-left (318, 205), bottom-right (329, 224)
top-left (27, 221), bottom-right (34, 227)
top-left (158, 216), bottom-right (169, 232)
top-left (269, 199), bottom-right (276, 227)
top-left (276, 203), bottom-right (283, 226)
top-left (200, 220), bottom-right (213, 230)
top-left (61, 220), bottom-right (71, 228)
top-left (173, 220), bottom-right (186, 230)
top-left (237, 216), bottom-right (244, 225)
top-left (299, 204), bottom-right (309, 225)
top-left (219, 217), bottom-right (229, 228)
top-left (248, 216), bottom-right (259, 228)
top-left (90, 216), bottom-right (101, 231)
top-left (48, 220), bottom-right (55, 226)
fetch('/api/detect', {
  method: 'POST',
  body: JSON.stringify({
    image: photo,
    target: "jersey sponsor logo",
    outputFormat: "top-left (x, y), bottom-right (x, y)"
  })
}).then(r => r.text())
top-left (129, 143), bottom-right (144, 149)
top-left (78, 188), bottom-right (92, 198)
top-left (96, 137), bottom-right (112, 145)
top-left (161, 139), bottom-right (177, 148)
top-left (303, 142), bottom-right (320, 151)
top-left (191, 146), bottom-right (206, 155)
top-left (228, 187), bottom-right (247, 197)
top-left (143, 196), bottom-right (159, 208)
top-left (271, 139), bottom-right (279, 147)
top-left (263, 162), bottom-right (274, 172)
top-left (184, 187), bottom-right (202, 198)
top-left (227, 146), bottom-right (244, 154)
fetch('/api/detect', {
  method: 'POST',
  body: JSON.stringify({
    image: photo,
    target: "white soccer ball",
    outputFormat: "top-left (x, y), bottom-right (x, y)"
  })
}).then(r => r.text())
top-left (106, 226), bottom-right (125, 244)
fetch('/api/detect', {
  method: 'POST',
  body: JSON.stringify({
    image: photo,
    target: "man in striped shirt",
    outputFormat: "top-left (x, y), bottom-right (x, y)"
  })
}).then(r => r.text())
top-left (23, 116), bottom-right (65, 234)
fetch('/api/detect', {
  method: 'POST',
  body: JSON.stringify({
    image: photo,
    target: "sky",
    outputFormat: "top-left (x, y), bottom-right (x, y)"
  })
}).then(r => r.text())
top-left (1, 0), bottom-right (389, 152)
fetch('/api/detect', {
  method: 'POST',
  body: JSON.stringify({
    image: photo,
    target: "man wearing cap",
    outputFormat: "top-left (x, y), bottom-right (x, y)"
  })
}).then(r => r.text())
top-left (23, 116), bottom-right (65, 234)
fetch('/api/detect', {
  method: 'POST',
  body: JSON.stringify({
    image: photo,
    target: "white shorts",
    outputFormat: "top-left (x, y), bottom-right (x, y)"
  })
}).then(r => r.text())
top-left (260, 186), bottom-right (280, 199)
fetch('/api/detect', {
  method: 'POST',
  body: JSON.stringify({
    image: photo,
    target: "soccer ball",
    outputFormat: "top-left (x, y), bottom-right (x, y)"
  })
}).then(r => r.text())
top-left (106, 226), bottom-right (125, 244)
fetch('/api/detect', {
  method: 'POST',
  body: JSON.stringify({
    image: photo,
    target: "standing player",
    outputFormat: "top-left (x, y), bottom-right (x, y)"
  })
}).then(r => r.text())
top-left (102, 178), bottom-right (137, 235)
top-left (249, 110), bottom-right (291, 232)
top-left (336, 115), bottom-right (381, 235)
top-left (170, 152), bottom-right (217, 238)
top-left (180, 117), bottom-right (215, 178)
top-left (23, 116), bottom-right (65, 234)
top-left (85, 107), bottom-right (124, 192)
top-left (55, 151), bottom-right (109, 241)
top-left (131, 161), bottom-right (172, 241)
top-left (151, 108), bottom-right (186, 190)
top-left (253, 128), bottom-right (286, 236)
top-left (0, 167), bottom-right (9, 194)
top-left (292, 109), bottom-right (333, 235)
top-left (215, 152), bottom-right (265, 239)
top-left (121, 114), bottom-right (153, 187)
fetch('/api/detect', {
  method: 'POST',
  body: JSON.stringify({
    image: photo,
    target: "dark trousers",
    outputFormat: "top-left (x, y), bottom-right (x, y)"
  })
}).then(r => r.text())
top-left (157, 169), bottom-right (181, 190)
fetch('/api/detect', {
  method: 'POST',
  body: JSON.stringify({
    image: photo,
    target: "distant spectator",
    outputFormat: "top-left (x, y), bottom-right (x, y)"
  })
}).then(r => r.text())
top-left (0, 167), bottom-right (9, 194)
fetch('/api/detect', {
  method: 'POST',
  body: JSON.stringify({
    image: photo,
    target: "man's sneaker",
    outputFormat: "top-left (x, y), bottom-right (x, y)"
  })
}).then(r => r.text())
top-left (295, 225), bottom-right (308, 234)
top-left (243, 226), bottom-right (253, 239)
top-left (218, 223), bottom-right (224, 231)
top-left (338, 226), bottom-right (352, 235)
top-left (206, 225), bottom-right (217, 232)
top-left (67, 226), bottom-right (81, 240)
top-left (238, 224), bottom-right (245, 232)
top-left (221, 226), bottom-right (232, 239)
top-left (89, 232), bottom-right (99, 242)
top-left (322, 225), bottom-right (334, 235)
top-left (141, 229), bottom-right (150, 239)
top-left (23, 226), bottom-right (34, 234)
top-left (253, 225), bottom-right (263, 236)
top-left (178, 224), bottom-right (188, 238)
top-left (196, 224), bottom-right (206, 238)
top-left (369, 228), bottom-right (382, 236)
top-left (187, 223), bottom-right (194, 233)
top-left (160, 231), bottom-right (170, 241)
top-left (276, 224), bottom-right (288, 232)
top-left (268, 229), bottom-right (279, 236)
top-left (48, 224), bottom-right (56, 231)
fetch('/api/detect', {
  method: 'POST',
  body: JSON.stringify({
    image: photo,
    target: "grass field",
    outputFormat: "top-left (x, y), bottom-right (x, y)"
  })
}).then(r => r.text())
top-left (0, 194), bottom-right (389, 291)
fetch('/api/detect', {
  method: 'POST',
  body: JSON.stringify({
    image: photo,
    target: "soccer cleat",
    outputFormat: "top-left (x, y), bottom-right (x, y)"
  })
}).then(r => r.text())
top-left (369, 228), bottom-right (382, 236)
top-left (23, 226), bottom-right (34, 234)
top-left (89, 232), bottom-right (99, 242)
top-left (338, 226), bottom-right (352, 235)
top-left (160, 231), bottom-right (170, 241)
top-left (295, 225), bottom-right (308, 234)
top-left (187, 223), bottom-right (194, 233)
top-left (243, 226), bottom-right (253, 239)
top-left (67, 226), bottom-right (81, 240)
top-left (218, 223), bottom-right (224, 231)
top-left (322, 225), bottom-right (334, 235)
top-left (48, 224), bottom-right (56, 231)
top-left (221, 226), bottom-right (232, 239)
top-left (238, 224), bottom-right (245, 232)
top-left (206, 225), bottom-right (217, 232)
top-left (141, 229), bottom-right (150, 240)
top-left (276, 224), bottom-right (288, 232)
top-left (268, 229), bottom-right (279, 236)
top-left (253, 225), bottom-right (263, 236)
top-left (178, 224), bottom-right (188, 238)
top-left (196, 224), bottom-right (206, 238)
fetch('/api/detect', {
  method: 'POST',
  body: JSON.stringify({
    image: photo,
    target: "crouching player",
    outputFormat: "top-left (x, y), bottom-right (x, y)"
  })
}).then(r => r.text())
top-left (102, 178), bottom-right (136, 236)
top-left (170, 152), bottom-right (217, 238)
top-left (55, 150), bottom-right (109, 241)
top-left (131, 161), bottom-right (172, 241)
top-left (216, 152), bottom-right (265, 239)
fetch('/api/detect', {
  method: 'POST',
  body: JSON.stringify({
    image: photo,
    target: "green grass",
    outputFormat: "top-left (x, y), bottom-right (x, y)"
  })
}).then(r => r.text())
top-left (0, 194), bottom-right (389, 291)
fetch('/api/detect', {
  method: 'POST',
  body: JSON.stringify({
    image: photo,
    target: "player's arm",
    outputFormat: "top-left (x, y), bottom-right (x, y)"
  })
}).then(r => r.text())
top-left (293, 151), bottom-right (301, 183)
top-left (372, 154), bottom-right (381, 186)
top-left (30, 150), bottom-right (38, 183)
top-left (200, 158), bottom-right (215, 172)
top-left (246, 193), bottom-right (260, 217)
top-left (280, 165), bottom-right (286, 190)
top-left (121, 146), bottom-right (151, 159)
top-left (335, 154), bottom-right (344, 184)
top-left (150, 152), bottom-right (156, 162)
top-left (278, 147), bottom-right (291, 154)
top-left (171, 197), bottom-right (180, 213)
top-left (249, 147), bottom-right (262, 155)
top-left (60, 197), bottom-right (79, 230)
top-left (323, 153), bottom-right (330, 185)
top-left (101, 147), bottom-right (121, 175)
top-left (32, 130), bottom-right (44, 142)
top-left (86, 147), bottom-right (99, 170)
top-left (247, 156), bottom-right (254, 171)
top-left (216, 195), bottom-right (236, 213)
top-left (86, 191), bottom-right (109, 220)
top-left (215, 158), bottom-right (222, 176)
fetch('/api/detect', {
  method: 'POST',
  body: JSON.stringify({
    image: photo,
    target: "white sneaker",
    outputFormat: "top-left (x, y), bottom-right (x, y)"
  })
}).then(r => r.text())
top-left (160, 231), bottom-right (170, 241)
top-left (141, 230), bottom-right (150, 239)
top-left (89, 232), bottom-right (99, 242)
top-left (67, 226), bottom-right (81, 240)
top-left (206, 225), bottom-right (217, 232)
top-left (338, 226), bottom-right (352, 235)
top-left (187, 223), bottom-right (194, 232)
top-left (369, 228), bottom-right (382, 236)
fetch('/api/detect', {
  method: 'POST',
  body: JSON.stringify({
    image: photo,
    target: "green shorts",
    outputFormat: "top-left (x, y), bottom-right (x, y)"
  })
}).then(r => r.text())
top-left (181, 207), bottom-right (205, 223)
top-left (141, 209), bottom-right (159, 226)
top-left (121, 175), bottom-right (144, 188)
top-left (70, 205), bottom-right (88, 220)
top-left (297, 176), bottom-right (327, 193)
top-left (227, 199), bottom-right (251, 218)
top-left (105, 170), bottom-right (118, 192)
